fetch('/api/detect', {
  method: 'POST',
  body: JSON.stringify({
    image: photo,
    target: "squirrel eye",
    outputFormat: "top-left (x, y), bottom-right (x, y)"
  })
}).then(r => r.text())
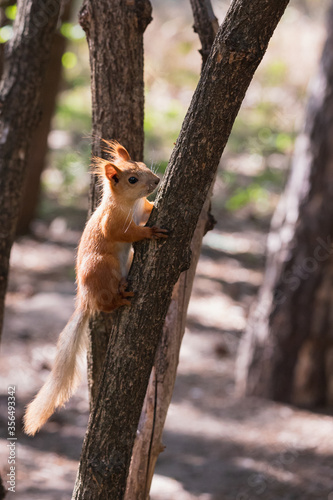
top-left (128, 176), bottom-right (138, 184)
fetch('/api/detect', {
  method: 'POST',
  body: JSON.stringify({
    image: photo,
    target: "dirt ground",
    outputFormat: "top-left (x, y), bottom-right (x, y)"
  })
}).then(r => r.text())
top-left (1, 200), bottom-right (333, 500)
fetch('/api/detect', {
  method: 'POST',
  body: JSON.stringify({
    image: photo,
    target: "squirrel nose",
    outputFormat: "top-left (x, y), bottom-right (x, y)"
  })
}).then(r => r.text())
top-left (154, 179), bottom-right (159, 185)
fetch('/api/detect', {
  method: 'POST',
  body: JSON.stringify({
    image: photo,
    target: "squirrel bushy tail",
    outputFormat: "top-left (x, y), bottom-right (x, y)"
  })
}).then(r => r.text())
top-left (24, 308), bottom-right (90, 436)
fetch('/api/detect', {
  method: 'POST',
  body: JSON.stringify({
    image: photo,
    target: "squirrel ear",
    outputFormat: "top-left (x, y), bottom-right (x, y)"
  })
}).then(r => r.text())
top-left (115, 144), bottom-right (131, 162)
top-left (104, 163), bottom-right (120, 183)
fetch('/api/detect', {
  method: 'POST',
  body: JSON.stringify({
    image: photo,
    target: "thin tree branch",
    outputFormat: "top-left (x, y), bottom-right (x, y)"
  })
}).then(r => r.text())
top-left (190, 0), bottom-right (219, 68)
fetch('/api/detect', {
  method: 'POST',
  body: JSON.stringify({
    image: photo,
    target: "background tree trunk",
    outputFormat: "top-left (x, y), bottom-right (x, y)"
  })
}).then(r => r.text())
top-left (16, 0), bottom-right (73, 235)
top-left (78, 0), bottom-right (152, 408)
top-left (237, 0), bottom-right (333, 407)
top-left (73, 1), bottom-right (289, 498)
top-left (0, 0), bottom-right (61, 337)
top-left (125, 2), bottom-right (218, 497)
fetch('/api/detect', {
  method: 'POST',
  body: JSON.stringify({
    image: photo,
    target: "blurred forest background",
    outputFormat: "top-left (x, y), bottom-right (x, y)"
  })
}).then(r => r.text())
top-left (1, 0), bottom-right (333, 499)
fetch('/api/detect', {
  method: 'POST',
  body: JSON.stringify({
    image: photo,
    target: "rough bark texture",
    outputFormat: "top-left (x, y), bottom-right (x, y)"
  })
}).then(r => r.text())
top-left (16, 0), bottom-right (73, 235)
top-left (73, 1), bottom-right (289, 498)
top-left (0, 0), bottom-right (61, 336)
top-left (237, 0), bottom-right (333, 407)
top-left (189, 0), bottom-right (219, 67)
top-left (125, 195), bottom-right (213, 500)
top-left (79, 0), bottom-right (151, 199)
top-left (78, 0), bottom-right (152, 408)
top-left (125, 2), bottom-right (217, 497)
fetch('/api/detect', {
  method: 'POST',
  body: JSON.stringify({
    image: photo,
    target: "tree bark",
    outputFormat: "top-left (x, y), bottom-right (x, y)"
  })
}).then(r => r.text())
top-left (78, 0), bottom-right (152, 408)
top-left (189, 0), bottom-right (219, 68)
top-left (125, 2), bottom-right (217, 497)
top-left (237, 0), bottom-right (333, 407)
top-left (124, 193), bottom-right (214, 500)
top-left (16, 0), bottom-right (73, 235)
top-left (73, 1), bottom-right (289, 498)
top-left (0, 0), bottom-right (61, 336)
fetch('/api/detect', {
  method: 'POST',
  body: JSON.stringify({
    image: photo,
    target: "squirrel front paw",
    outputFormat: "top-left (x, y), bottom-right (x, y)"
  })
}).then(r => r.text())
top-left (149, 226), bottom-right (169, 239)
top-left (119, 278), bottom-right (135, 298)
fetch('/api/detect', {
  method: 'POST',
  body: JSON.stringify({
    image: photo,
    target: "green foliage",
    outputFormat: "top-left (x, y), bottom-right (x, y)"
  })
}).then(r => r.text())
top-left (221, 163), bottom-right (286, 216)
top-left (54, 88), bottom-right (91, 131)
top-left (0, 25), bottom-right (13, 43)
top-left (225, 183), bottom-right (269, 212)
top-left (5, 5), bottom-right (17, 21)
top-left (170, 67), bottom-right (199, 88)
top-left (41, 31), bottom-right (91, 209)
top-left (62, 51), bottom-right (78, 70)
top-left (60, 23), bottom-right (85, 41)
top-left (42, 142), bottom-right (91, 206)
top-left (178, 40), bottom-right (193, 55)
top-left (263, 60), bottom-right (288, 86)
top-left (229, 113), bottom-right (295, 157)
top-left (144, 99), bottom-right (185, 150)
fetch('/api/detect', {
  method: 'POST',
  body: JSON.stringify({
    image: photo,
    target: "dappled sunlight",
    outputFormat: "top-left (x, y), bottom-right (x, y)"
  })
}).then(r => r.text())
top-left (155, 396), bottom-right (333, 499)
top-left (188, 293), bottom-right (246, 332)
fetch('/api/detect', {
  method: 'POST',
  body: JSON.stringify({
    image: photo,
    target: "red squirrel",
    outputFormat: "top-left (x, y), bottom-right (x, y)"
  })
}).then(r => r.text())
top-left (24, 141), bottom-right (167, 435)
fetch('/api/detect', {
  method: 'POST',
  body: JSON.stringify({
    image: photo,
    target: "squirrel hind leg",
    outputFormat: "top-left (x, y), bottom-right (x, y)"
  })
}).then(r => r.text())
top-left (97, 295), bottom-right (133, 313)
top-left (95, 277), bottom-right (135, 312)
top-left (97, 289), bottom-right (134, 312)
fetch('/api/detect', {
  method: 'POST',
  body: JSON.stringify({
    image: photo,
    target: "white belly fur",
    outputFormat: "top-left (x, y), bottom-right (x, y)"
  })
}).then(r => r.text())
top-left (118, 198), bottom-right (146, 277)
top-left (118, 243), bottom-right (133, 277)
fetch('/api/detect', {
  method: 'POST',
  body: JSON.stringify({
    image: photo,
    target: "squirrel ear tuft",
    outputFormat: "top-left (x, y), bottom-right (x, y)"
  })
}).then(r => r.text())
top-left (115, 144), bottom-right (131, 162)
top-left (102, 140), bottom-right (131, 162)
top-left (104, 163), bottom-right (120, 183)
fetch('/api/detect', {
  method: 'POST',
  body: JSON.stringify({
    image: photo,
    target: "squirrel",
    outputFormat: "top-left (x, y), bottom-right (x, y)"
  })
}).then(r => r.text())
top-left (23, 141), bottom-right (168, 436)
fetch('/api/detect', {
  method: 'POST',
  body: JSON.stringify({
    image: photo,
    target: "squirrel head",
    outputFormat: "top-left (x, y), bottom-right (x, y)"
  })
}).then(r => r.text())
top-left (93, 141), bottom-right (160, 203)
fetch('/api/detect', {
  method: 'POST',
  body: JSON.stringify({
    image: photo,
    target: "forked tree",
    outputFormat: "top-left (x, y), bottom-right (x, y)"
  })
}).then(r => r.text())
top-left (73, 0), bottom-right (289, 498)
top-left (125, 2), bottom-right (218, 497)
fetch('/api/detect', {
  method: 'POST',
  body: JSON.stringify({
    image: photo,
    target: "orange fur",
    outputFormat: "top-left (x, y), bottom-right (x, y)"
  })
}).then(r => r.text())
top-left (24, 143), bottom-right (168, 435)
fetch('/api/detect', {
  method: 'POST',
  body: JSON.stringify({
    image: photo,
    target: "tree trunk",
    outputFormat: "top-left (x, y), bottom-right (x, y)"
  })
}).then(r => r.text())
top-left (124, 192), bottom-right (214, 500)
top-left (73, 1), bottom-right (289, 498)
top-left (125, 2), bottom-right (218, 497)
top-left (0, 0), bottom-right (61, 337)
top-left (78, 0), bottom-right (152, 409)
top-left (237, 0), bottom-right (333, 407)
top-left (16, 0), bottom-right (73, 235)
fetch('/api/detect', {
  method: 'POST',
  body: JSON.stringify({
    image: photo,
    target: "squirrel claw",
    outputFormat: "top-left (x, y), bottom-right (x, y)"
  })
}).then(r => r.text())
top-left (119, 278), bottom-right (134, 298)
top-left (120, 299), bottom-right (132, 306)
top-left (151, 226), bottom-right (169, 239)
